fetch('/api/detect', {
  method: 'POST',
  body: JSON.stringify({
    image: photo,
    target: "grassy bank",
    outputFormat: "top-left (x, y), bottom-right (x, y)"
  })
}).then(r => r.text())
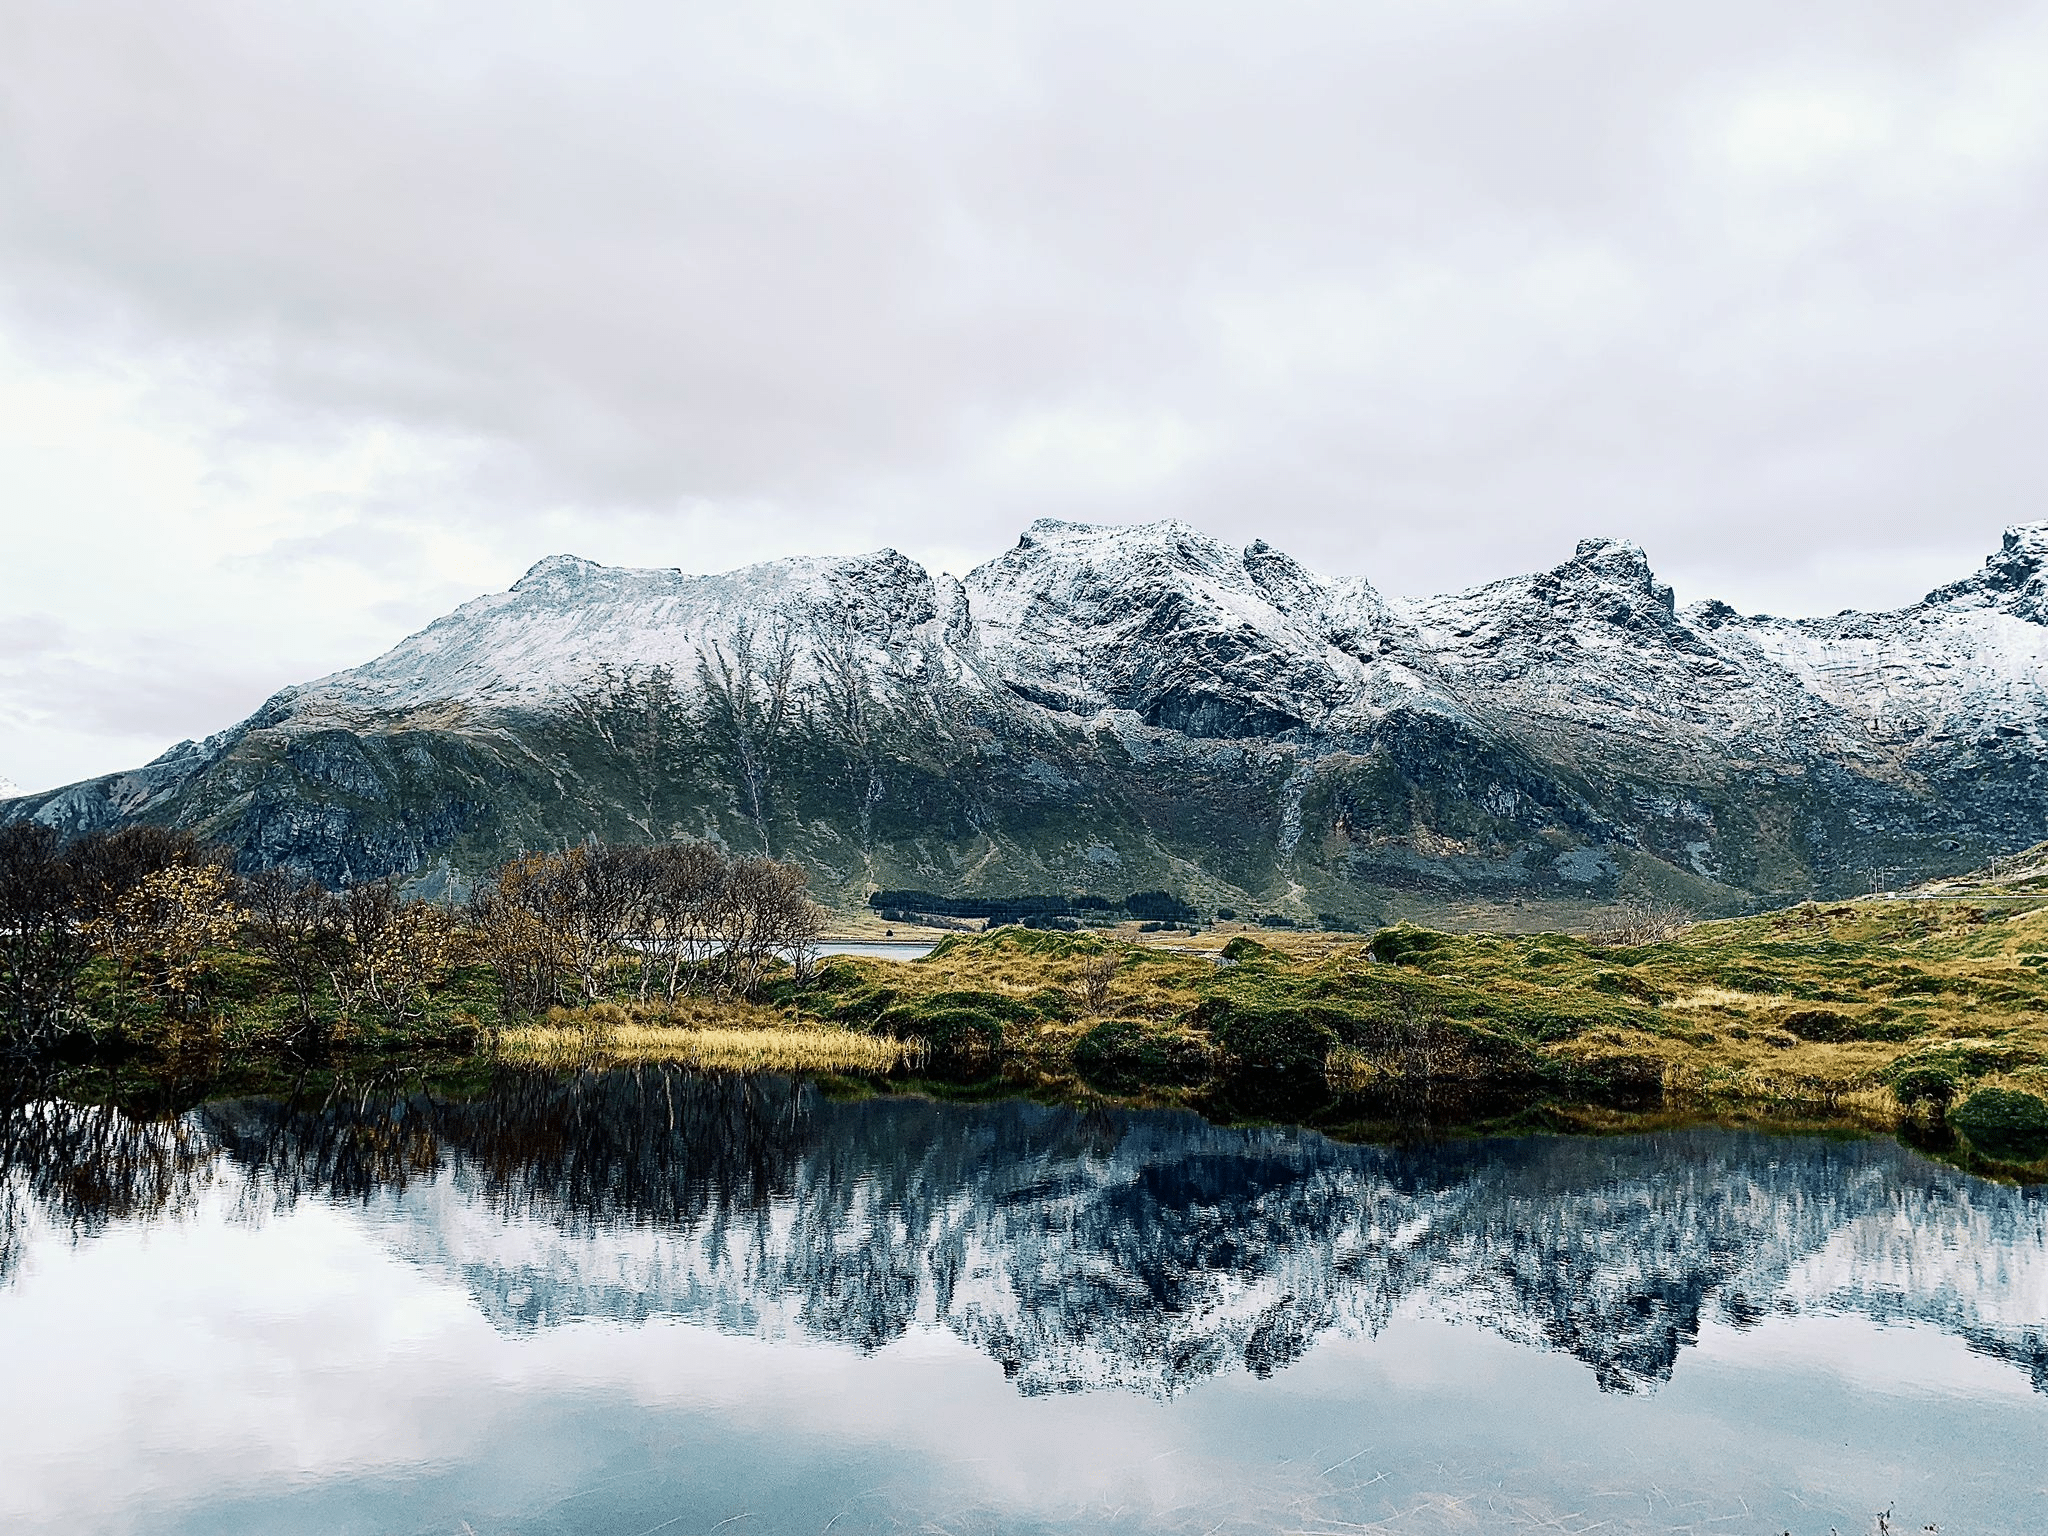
top-left (759, 895), bottom-right (2048, 1172)
top-left (20, 874), bottom-right (2048, 1174)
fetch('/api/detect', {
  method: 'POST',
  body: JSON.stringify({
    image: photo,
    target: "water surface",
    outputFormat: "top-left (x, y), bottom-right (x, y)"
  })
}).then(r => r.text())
top-left (812, 940), bottom-right (938, 961)
top-left (2, 1072), bottom-right (2043, 1534)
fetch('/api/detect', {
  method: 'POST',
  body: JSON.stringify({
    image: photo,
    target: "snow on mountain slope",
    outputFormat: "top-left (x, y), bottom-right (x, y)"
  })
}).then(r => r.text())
top-left (1396, 538), bottom-right (1886, 773)
top-left (272, 518), bottom-right (2046, 769)
top-left (286, 547), bottom-right (949, 724)
top-left (961, 519), bottom-right (1405, 736)
top-left (1701, 524), bottom-right (2048, 752)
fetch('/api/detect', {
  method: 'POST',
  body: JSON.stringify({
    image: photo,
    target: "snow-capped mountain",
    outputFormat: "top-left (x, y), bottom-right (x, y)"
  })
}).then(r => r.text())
top-left (7, 521), bottom-right (2047, 915)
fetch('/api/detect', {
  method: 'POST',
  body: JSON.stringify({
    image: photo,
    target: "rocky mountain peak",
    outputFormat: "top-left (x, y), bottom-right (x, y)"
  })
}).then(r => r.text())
top-left (964, 520), bottom-right (1349, 736)
top-left (512, 553), bottom-right (609, 595)
top-left (11, 516), bottom-right (2048, 909)
top-left (1240, 538), bottom-right (1325, 612)
top-left (1560, 537), bottom-right (1676, 617)
top-left (1924, 520), bottom-right (2048, 623)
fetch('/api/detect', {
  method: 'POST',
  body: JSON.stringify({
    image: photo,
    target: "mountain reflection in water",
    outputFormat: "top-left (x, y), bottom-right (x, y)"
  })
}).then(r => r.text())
top-left (6, 1069), bottom-right (2044, 1401)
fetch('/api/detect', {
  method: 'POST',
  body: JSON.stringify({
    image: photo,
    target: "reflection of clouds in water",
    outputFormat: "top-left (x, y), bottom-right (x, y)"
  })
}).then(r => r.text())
top-left (9, 1073), bottom-right (2042, 1398)
top-left (2, 1074), bottom-right (2046, 1535)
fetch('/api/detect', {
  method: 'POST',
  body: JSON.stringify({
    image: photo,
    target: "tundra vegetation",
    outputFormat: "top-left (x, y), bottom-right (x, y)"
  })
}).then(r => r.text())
top-left (5, 823), bottom-right (2048, 1176)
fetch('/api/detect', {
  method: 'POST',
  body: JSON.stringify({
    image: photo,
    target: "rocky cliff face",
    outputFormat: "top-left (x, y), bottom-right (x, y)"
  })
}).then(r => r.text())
top-left (7, 520), bottom-right (2047, 917)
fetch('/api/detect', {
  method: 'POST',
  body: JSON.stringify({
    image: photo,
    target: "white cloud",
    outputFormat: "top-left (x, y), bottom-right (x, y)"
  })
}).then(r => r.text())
top-left (3, 0), bottom-right (2047, 790)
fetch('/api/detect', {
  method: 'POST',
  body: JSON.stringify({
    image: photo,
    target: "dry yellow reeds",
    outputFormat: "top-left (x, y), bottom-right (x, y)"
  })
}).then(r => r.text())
top-left (501, 1017), bottom-right (916, 1073)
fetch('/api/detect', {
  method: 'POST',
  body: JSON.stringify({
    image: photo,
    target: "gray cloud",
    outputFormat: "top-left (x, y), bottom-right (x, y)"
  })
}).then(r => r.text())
top-left (3, 0), bottom-right (2046, 787)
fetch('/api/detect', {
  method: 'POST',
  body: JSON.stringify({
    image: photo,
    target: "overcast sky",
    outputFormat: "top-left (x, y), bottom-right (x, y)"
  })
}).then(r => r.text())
top-left (4, 0), bottom-right (2047, 793)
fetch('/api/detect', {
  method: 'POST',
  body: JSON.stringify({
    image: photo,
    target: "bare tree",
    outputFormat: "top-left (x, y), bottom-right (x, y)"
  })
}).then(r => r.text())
top-left (240, 868), bottom-right (340, 1045)
top-left (713, 855), bottom-right (823, 997)
top-left (469, 837), bottom-right (826, 1016)
top-left (1586, 884), bottom-right (1692, 948)
top-left (67, 827), bottom-right (220, 921)
top-left (328, 882), bottom-right (456, 1032)
top-left (0, 825), bottom-right (90, 1050)
top-left (636, 841), bottom-right (731, 1002)
top-left (468, 855), bottom-right (571, 1021)
top-left (90, 863), bottom-right (244, 1032)
top-left (1076, 951), bottom-right (1122, 1015)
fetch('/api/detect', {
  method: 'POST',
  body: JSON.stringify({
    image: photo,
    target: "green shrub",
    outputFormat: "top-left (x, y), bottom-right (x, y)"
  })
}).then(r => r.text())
top-left (1368, 927), bottom-right (1449, 966)
top-left (1952, 1088), bottom-right (2048, 1160)
top-left (1207, 1004), bottom-right (1335, 1076)
top-left (873, 992), bottom-right (1022, 1054)
top-left (1219, 936), bottom-right (1272, 963)
top-left (1888, 968), bottom-right (1946, 996)
top-left (1072, 1020), bottom-right (1215, 1092)
top-left (1779, 1008), bottom-right (1856, 1042)
top-left (1890, 1064), bottom-right (1960, 1114)
top-left (1589, 969), bottom-right (1663, 1002)
top-left (1717, 967), bottom-right (1783, 994)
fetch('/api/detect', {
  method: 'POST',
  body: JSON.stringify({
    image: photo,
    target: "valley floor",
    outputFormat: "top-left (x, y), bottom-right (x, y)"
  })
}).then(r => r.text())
top-left (484, 895), bottom-right (2048, 1179)
top-left (27, 893), bottom-right (2048, 1181)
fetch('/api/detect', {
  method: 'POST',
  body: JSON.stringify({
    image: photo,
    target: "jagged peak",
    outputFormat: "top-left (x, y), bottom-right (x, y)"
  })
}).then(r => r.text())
top-left (513, 553), bottom-right (607, 591)
top-left (1240, 538), bottom-right (1327, 610)
top-left (1550, 536), bottom-right (1676, 616)
top-left (1008, 517), bottom-right (1229, 561)
top-left (1566, 536), bottom-right (1660, 586)
top-left (1921, 520), bottom-right (2048, 621)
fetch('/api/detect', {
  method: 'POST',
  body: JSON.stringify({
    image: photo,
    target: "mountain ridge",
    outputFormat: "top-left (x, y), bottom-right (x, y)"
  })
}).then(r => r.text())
top-left (6, 520), bottom-right (2047, 921)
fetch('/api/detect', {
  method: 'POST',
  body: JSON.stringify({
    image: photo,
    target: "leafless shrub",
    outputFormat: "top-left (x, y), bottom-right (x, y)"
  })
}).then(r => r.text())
top-left (1587, 887), bottom-right (1692, 948)
top-left (0, 824), bottom-right (91, 1049)
top-left (89, 863), bottom-right (244, 1032)
top-left (633, 841), bottom-right (731, 1002)
top-left (67, 827), bottom-right (222, 921)
top-left (715, 854), bottom-right (822, 996)
top-left (1077, 952), bottom-right (1122, 1015)
top-left (240, 868), bottom-right (340, 1044)
top-left (470, 838), bottom-right (827, 1019)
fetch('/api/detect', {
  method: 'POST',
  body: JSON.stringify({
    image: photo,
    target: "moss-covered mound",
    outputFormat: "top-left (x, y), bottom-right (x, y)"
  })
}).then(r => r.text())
top-left (1953, 1087), bottom-right (2048, 1160)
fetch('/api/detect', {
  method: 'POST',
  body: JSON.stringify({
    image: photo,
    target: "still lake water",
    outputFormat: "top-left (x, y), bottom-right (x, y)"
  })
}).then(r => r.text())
top-left (2, 1072), bottom-right (2044, 1535)
top-left (813, 941), bottom-right (938, 961)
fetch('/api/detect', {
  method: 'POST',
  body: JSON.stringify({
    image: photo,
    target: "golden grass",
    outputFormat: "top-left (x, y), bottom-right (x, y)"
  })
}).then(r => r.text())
top-left (1665, 985), bottom-right (1774, 1013)
top-left (499, 998), bottom-right (918, 1073)
top-left (503, 1021), bottom-right (915, 1072)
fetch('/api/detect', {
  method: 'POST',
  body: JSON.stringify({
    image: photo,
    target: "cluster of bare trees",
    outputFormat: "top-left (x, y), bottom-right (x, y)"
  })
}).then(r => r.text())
top-left (0, 818), bottom-right (829, 1052)
top-left (0, 822), bottom-right (467, 1049)
top-left (467, 841), bottom-right (823, 1019)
